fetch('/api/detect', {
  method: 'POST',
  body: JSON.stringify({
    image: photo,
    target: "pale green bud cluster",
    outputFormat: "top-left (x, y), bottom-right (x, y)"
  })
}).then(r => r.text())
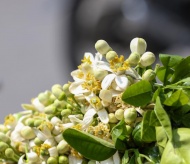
top-left (95, 40), bottom-right (112, 56)
top-left (142, 69), bottom-right (156, 81)
top-left (130, 38), bottom-right (147, 55)
top-left (139, 52), bottom-right (156, 67)
top-left (124, 107), bottom-right (137, 124)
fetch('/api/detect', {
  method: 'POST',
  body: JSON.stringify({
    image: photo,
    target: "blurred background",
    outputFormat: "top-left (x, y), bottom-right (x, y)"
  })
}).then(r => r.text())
top-left (0, 0), bottom-right (190, 122)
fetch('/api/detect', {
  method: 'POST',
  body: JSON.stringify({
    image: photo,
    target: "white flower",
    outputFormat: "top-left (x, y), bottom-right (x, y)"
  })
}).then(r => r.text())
top-left (69, 155), bottom-right (83, 164)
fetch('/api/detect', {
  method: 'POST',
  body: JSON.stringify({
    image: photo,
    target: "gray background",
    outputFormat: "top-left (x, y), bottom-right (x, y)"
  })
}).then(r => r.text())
top-left (0, 1), bottom-right (72, 122)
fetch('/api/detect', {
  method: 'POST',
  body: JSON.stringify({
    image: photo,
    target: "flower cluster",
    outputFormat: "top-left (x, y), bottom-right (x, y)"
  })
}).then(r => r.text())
top-left (0, 38), bottom-right (157, 164)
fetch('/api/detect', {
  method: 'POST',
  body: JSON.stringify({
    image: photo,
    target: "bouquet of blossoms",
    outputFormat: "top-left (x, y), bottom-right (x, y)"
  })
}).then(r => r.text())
top-left (1, 37), bottom-right (190, 164)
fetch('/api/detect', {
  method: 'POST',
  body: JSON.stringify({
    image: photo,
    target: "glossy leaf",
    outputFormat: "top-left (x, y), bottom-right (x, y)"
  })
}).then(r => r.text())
top-left (156, 66), bottom-right (173, 84)
top-left (155, 97), bottom-right (172, 140)
top-left (122, 150), bottom-right (129, 164)
top-left (141, 110), bottom-right (156, 142)
top-left (159, 54), bottom-right (182, 68)
top-left (122, 80), bottom-right (152, 107)
top-left (62, 128), bottom-right (116, 161)
top-left (164, 89), bottom-right (189, 107)
top-left (161, 128), bottom-right (190, 164)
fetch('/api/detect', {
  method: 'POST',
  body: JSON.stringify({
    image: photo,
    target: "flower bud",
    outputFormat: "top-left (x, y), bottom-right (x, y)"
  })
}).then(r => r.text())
top-left (62, 83), bottom-right (72, 96)
top-left (52, 84), bottom-right (66, 101)
top-left (126, 125), bottom-right (133, 135)
top-left (95, 40), bottom-right (112, 56)
top-left (93, 69), bottom-right (108, 81)
top-left (61, 109), bottom-right (71, 117)
top-left (0, 142), bottom-right (9, 152)
top-left (47, 157), bottom-right (58, 164)
top-left (115, 109), bottom-right (124, 120)
top-left (57, 140), bottom-right (69, 154)
top-left (106, 51), bottom-right (117, 61)
top-left (59, 155), bottom-right (69, 164)
top-left (88, 160), bottom-right (96, 164)
top-left (44, 104), bottom-right (57, 115)
top-left (0, 132), bottom-right (10, 143)
top-left (130, 38), bottom-right (147, 55)
top-left (34, 137), bottom-right (44, 146)
top-left (38, 91), bottom-right (54, 106)
top-left (20, 126), bottom-right (36, 139)
top-left (142, 69), bottom-right (156, 81)
top-left (124, 107), bottom-right (137, 124)
top-left (99, 90), bottom-right (112, 103)
top-left (27, 152), bottom-right (39, 162)
top-left (108, 113), bottom-right (118, 123)
top-left (139, 52), bottom-right (156, 67)
top-left (5, 148), bottom-right (14, 158)
top-left (34, 119), bottom-right (43, 127)
top-left (127, 52), bottom-right (140, 66)
top-left (25, 118), bottom-right (35, 127)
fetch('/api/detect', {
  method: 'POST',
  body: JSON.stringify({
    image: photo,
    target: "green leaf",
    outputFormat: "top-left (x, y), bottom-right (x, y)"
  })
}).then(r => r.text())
top-left (122, 150), bottom-right (129, 164)
top-left (122, 80), bottom-right (152, 107)
top-left (150, 110), bottom-right (161, 126)
top-left (141, 110), bottom-right (156, 142)
top-left (171, 56), bottom-right (190, 83)
top-left (156, 66), bottom-right (173, 84)
top-left (62, 128), bottom-right (116, 161)
top-left (159, 54), bottom-right (183, 68)
top-left (155, 97), bottom-right (172, 140)
top-left (111, 119), bottom-right (127, 151)
top-left (161, 128), bottom-right (190, 164)
top-left (164, 89), bottom-right (189, 107)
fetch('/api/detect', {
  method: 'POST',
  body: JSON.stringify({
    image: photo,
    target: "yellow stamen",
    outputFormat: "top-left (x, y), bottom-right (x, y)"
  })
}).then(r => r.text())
top-left (4, 114), bottom-right (15, 126)
top-left (110, 55), bottom-right (129, 72)
top-left (81, 56), bottom-right (92, 64)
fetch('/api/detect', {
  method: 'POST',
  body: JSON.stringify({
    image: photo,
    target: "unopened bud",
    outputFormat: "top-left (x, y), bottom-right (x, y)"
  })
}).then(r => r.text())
top-left (34, 137), bottom-right (44, 146)
top-left (20, 126), bottom-right (36, 139)
top-left (0, 142), bottom-right (9, 152)
top-left (93, 69), bottom-right (108, 81)
top-left (142, 69), bottom-right (156, 81)
top-left (44, 104), bottom-right (57, 115)
top-left (124, 108), bottom-right (137, 124)
top-left (139, 52), bottom-right (156, 67)
top-left (47, 156), bottom-right (58, 164)
top-left (115, 109), bottom-right (124, 120)
top-left (62, 83), bottom-right (72, 96)
top-left (59, 155), bottom-right (69, 164)
top-left (52, 84), bottom-right (66, 101)
top-left (5, 148), bottom-right (14, 158)
top-left (57, 140), bottom-right (69, 154)
top-left (130, 38), bottom-right (147, 55)
top-left (38, 91), bottom-right (54, 106)
top-left (106, 51), bottom-right (117, 61)
top-left (108, 113), bottom-right (118, 123)
top-left (127, 52), bottom-right (140, 66)
top-left (61, 109), bottom-right (71, 117)
top-left (0, 132), bottom-right (10, 143)
top-left (95, 40), bottom-right (112, 56)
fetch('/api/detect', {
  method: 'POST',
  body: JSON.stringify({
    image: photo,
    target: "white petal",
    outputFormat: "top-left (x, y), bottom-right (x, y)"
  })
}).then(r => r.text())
top-left (97, 61), bottom-right (111, 72)
top-left (71, 69), bottom-right (83, 81)
top-left (125, 68), bottom-right (141, 79)
top-left (68, 115), bottom-right (83, 123)
top-left (98, 109), bottom-right (109, 124)
top-left (69, 81), bottom-right (88, 95)
top-left (101, 74), bottom-right (116, 90)
top-left (32, 98), bottom-right (45, 112)
top-left (113, 151), bottom-right (121, 164)
top-left (110, 89), bottom-right (122, 97)
top-left (100, 157), bottom-right (114, 164)
top-left (48, 146), bottom-right (58, 157)
top-left (85, 92), bottom-right (97, 103)
top-left (18, 155), bottom-right (26, 164)
top-left (95, 52), bottom-right (103, 61)
top-left (115, 75), bottom-right (129, 90)
top-left (84, 52), bottom-right (94, 62)
top-left (82, 108), bottom-right (96, 129)
top-left (44, 138), bottom-right (57, 147)
top-left (27, 152), bottom-right (39, 162)
top-left (69, 155), bottom-right (83, 164)
top-left (99, 90), bottom-right (112, 103)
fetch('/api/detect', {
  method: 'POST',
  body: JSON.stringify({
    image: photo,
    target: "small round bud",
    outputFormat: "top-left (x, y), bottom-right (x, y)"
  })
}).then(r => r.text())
top-left (66, 104), bottom-right (72, 110)
top-left (126, 125), bottom-right (133, 135)
top-left (93, 69), bottom-right (108, 81)
top-left (57, 140), bottom-right (69, 154)
top-left (130, 38), bottom-right (147, 55)
top-left (142, 69), bottom-right (156, 81)
top-left (59, 155), bottom-right (69, 164)
top-left (124, 108), bottom-right (137, 124)
top-left (25, 118), bottom-right (35, 127)
top-left (139, 52), bottom-right (156, 67)
top-left (0, 142), bottom-right (9, 152)
top-left (20, 126), bottom-right (36, 139)
top-left (106, 51), bottom-right (117, 61)
top-left (115, 109), bottom-right (124, 120)
top-left (108, 113), bottom-right (118, 123)
top-left (62, 83), bottom-right (72, 96)
top-left (34, 137), bottom-right (44, 146)
top-left (34, 119), bottom-right (43, 127)
top-left (5, 148), bottom-right (14, 158)
top-left (127, 52), bottom-right (140, 66)
top-left (0, 132), bottom-right (10, 143)
top-left (52, 84), bottom-right (66, 101)
top-left (95, 40), bottom-right (112, 56)
top-left (38, 91), bottom-right (54, 106)
top-left (44, 104), bottom-right (57, 115)
top-left (47, 157), bottom-right (58, 164)
top-left (61, 109), bottom-right (71, 117)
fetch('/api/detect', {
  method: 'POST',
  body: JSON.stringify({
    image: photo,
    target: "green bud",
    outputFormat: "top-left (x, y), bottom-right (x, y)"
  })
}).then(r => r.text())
top-left (34, 119), bottom-right (43, 127)
top-left (139, 52), bottom-right (156, 67)
top-left (20, 126), bottom-right (36, 139)
top-left (115, 109), bottom-right (124, 120)
top-left (44, 104), bottom-right (57, 115)
top-left (54, 99), bottom-right (66, 108)
top-left (59, 155), bottom-right (69, 164)
top-left (57, 140), bottom-right (69, 154)
top-left (108, 113), bottom-right (118, 123)
top-left (0, 125), bottom-right (8, 133)
top-left (124, 108), bottom-right (137, 124)
top-left (52, 84), bottom-right (66, 101)
top-left (106, 51), bottom-right (117, 61)
top-left (47, 157), bottom-right (58, 164)
top-left (5, 148), bottom-right (15, 158)
top-left (130, 38), bottom-right (147, 55)
top-left (38, 91), bottom-right (54, 106)
top-left (21, 104), bottom-right (36, 111)
top-left (126, 125), bottom-right (133, 135)
top-left (127, 52), bottom-right (140, 66)
top-left (0, 141), bottom-right (9, 152)
top-left (62, 83), bottom-right (72, 96)
top-left (142, 69), bottom-right (156, 81)
top-left (93, 69), bottom-right (108, 81)
top-left (25, 118), bottom-right (35, 127)
top-left (95, 40), bottom-right (112, 56)
top-left (61, 109), bottom-right (71, 117)
top-left (0, 132), bottom-right (10, 143)
top-left (34, 137), bottom-right (44, 146)
top-left (66, 104), bottom-right (72, 110)
top-left (88, 160), bottom-right (96, 164)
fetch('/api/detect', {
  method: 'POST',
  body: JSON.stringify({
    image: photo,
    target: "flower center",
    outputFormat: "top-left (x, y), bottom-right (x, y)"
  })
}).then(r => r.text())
top-left (110, 55), bottom-right (129, 73)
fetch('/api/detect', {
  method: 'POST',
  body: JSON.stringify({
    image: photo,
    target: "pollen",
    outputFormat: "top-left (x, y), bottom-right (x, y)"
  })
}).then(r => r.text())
top-left (81, 73), bottom-right (101, 94)
top-left (81, 56), bottom-right (92, 64)
top-left (4, 114), bottom-right (15, 126)
top-left (110, 55), bottom-right (129, 72)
